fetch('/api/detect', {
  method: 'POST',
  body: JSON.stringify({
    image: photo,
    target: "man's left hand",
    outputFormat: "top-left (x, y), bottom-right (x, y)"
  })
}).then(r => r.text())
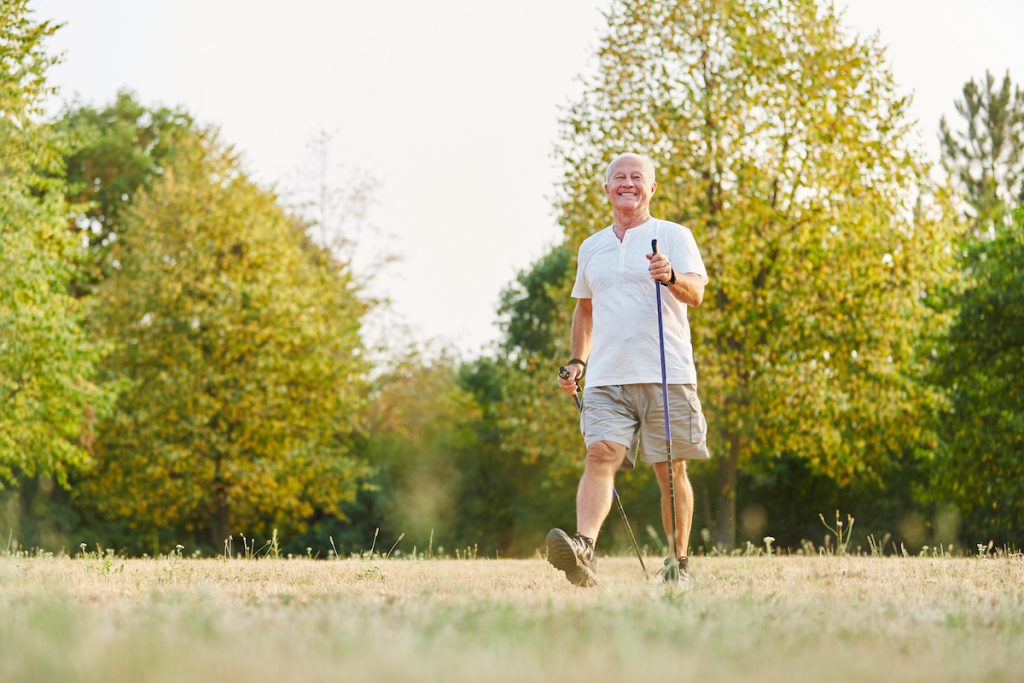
top-left (646, 250), bottom-right (673, 284)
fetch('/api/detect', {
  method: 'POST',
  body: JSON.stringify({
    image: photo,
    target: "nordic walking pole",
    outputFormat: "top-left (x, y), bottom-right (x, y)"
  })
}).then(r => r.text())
top-left (559, 365), bottom-right (648, 577)
top-left (652, 238), bottom-right (680, 581)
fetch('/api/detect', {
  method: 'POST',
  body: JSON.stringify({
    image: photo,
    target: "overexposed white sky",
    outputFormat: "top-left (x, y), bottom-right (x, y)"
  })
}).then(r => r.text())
top-left (32, 0), bottom-right (1024, 356)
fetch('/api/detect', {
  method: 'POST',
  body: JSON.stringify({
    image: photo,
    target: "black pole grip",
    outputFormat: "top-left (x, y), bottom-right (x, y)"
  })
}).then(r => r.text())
top-left (559, 366), bottom-right (583, 412)
top-left (651, 238), bottom-right (658, 254)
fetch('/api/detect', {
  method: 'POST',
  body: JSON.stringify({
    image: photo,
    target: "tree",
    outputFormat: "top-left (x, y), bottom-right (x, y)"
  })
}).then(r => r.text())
top-left (508, 0), bottom-right (955, 547)
top-left (940, 71), bottom-right (1024, 236)
top-left (931, 72), bottom-right (1024, 546)
top-left (77, 131), bottom-right (370, 548)
top-left (56, 91), bottom-right (196, 289)
top-left (930, 208), bottom-right (1024, 542)
top-left (498, 245), bottom-right (574, 362)
top-left (0, 1), bottom-right (111, 490)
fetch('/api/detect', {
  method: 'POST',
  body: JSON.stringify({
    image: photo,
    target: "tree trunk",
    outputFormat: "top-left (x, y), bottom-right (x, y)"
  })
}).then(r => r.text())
top-left (210, 453), bottom-right (231, 550)
top-left (714, 440), bottom-right (739, 549)
top-left (211, 495), bottom-right (231, 551)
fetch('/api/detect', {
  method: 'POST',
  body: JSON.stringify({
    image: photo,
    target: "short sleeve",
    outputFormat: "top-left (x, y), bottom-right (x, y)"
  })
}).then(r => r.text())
top-left (671, 225), bottom-right (708, 284)
top-left (570, 244), bottom-right (592, 298)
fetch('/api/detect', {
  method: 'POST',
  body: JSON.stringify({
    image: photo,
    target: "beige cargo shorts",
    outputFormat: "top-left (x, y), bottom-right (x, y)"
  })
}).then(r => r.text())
top-left (580, 383), bottom-right (710, 469)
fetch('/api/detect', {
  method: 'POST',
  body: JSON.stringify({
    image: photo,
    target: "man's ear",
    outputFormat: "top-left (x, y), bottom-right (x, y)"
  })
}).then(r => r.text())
top-left (650, 181), bottom-right (657, 196)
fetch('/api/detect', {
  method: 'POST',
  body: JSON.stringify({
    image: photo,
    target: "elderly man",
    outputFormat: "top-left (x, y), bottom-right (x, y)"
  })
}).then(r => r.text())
top-left (546, 152), bottom-right (710, 587)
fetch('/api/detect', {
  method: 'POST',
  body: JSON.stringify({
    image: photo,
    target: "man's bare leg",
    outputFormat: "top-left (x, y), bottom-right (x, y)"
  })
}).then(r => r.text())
top-left (654, 459), bottom-right (693, 559)
top-left (576, 440), bottom-right (627, 540)
top-left (546, 440), bottom-right (626, 586)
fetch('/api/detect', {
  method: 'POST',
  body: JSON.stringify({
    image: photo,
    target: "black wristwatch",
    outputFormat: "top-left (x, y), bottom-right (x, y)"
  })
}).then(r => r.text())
top-left (566, 358), bottom-right (587, 372)
top-left (660, 268), bottom-right (677, 286)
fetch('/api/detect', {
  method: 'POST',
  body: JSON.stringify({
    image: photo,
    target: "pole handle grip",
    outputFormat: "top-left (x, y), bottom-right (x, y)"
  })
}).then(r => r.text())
top-left (559, 365), bottom-right (582, 390)
top-left (651, 238), bottom-right (658, 255)
top-left (559, 366), bottom-right (583, 412)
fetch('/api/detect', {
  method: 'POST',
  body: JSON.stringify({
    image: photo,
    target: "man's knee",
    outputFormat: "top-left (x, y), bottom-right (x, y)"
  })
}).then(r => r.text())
top-left (585, 440), bottom-right (625, 472)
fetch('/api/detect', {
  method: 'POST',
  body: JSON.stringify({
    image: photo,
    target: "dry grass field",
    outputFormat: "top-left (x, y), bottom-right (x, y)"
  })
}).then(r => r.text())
top-left (1, 553), bottom-right (1022, 683)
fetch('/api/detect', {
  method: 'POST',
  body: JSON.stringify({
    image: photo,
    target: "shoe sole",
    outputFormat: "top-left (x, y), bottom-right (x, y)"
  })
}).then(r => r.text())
top-left (545, 529), bottom-right (597, 587)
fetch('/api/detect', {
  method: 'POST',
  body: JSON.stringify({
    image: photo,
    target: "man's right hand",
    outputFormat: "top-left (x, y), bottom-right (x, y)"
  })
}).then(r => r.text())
top-left (558, 364), bottom-right (582, 395)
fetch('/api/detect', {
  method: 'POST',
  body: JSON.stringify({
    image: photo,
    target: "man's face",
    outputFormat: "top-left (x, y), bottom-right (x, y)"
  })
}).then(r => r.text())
top-left (604, 158), bottom-right (656, 214)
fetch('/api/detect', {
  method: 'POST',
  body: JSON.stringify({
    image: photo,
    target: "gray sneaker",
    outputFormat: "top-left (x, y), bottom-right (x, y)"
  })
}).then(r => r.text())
top-left (545, 528), bottom-right (597, 587)
top-left (658, 556), bottom-right (693, 588)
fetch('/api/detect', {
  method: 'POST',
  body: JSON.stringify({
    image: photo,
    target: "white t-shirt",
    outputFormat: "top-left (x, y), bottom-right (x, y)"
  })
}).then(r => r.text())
top-left (571, 218), bottom-right (708, 387)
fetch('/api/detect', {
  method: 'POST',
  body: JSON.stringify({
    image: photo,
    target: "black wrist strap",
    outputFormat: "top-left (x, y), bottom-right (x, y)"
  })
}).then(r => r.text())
top-left (567, 358), bottom-right (587, 370)
top-left (660, 268), bottom-right (677, 286)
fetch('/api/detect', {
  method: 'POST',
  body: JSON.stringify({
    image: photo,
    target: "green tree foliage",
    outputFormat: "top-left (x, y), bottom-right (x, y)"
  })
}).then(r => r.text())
top-left (0, 1), bottom-right (111, 488)
top-left (499, 0), bottom-right (955, 546)
top-left (931, 208), bottom-right (1024, 543)
top-left (940, 71), bottom-right (1024, 236)
top-left (57, 91), bottom-right (195, 288)
top-left (931, 72), bottom-right (1024, 545)
top-left (78, 132), bottom-right (370, 548)
top-left (498, 245), bottom-right (573, 361)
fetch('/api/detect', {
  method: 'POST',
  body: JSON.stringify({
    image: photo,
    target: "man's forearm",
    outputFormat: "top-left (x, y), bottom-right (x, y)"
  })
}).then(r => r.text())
top-left (571, 299), bottom-right (594, 362)
top-left (666, 273), bottom-right (705, 307)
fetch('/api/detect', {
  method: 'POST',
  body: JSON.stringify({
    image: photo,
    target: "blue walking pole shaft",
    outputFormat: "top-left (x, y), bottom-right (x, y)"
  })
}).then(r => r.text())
top-left (652, 239), bottom-right (680, 567)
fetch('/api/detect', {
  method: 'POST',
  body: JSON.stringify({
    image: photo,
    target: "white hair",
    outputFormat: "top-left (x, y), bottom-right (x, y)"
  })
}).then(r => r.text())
top-left (605, 153), bottom-right (656, 183)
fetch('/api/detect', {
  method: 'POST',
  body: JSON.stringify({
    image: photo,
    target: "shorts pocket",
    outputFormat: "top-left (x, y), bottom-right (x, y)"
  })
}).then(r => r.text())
top-left (667, 387), bottom-right (700, 445)
top-left (690, 406), bottom-right (707, 443)
top-left (685, 386), bottom-right (707, 444)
